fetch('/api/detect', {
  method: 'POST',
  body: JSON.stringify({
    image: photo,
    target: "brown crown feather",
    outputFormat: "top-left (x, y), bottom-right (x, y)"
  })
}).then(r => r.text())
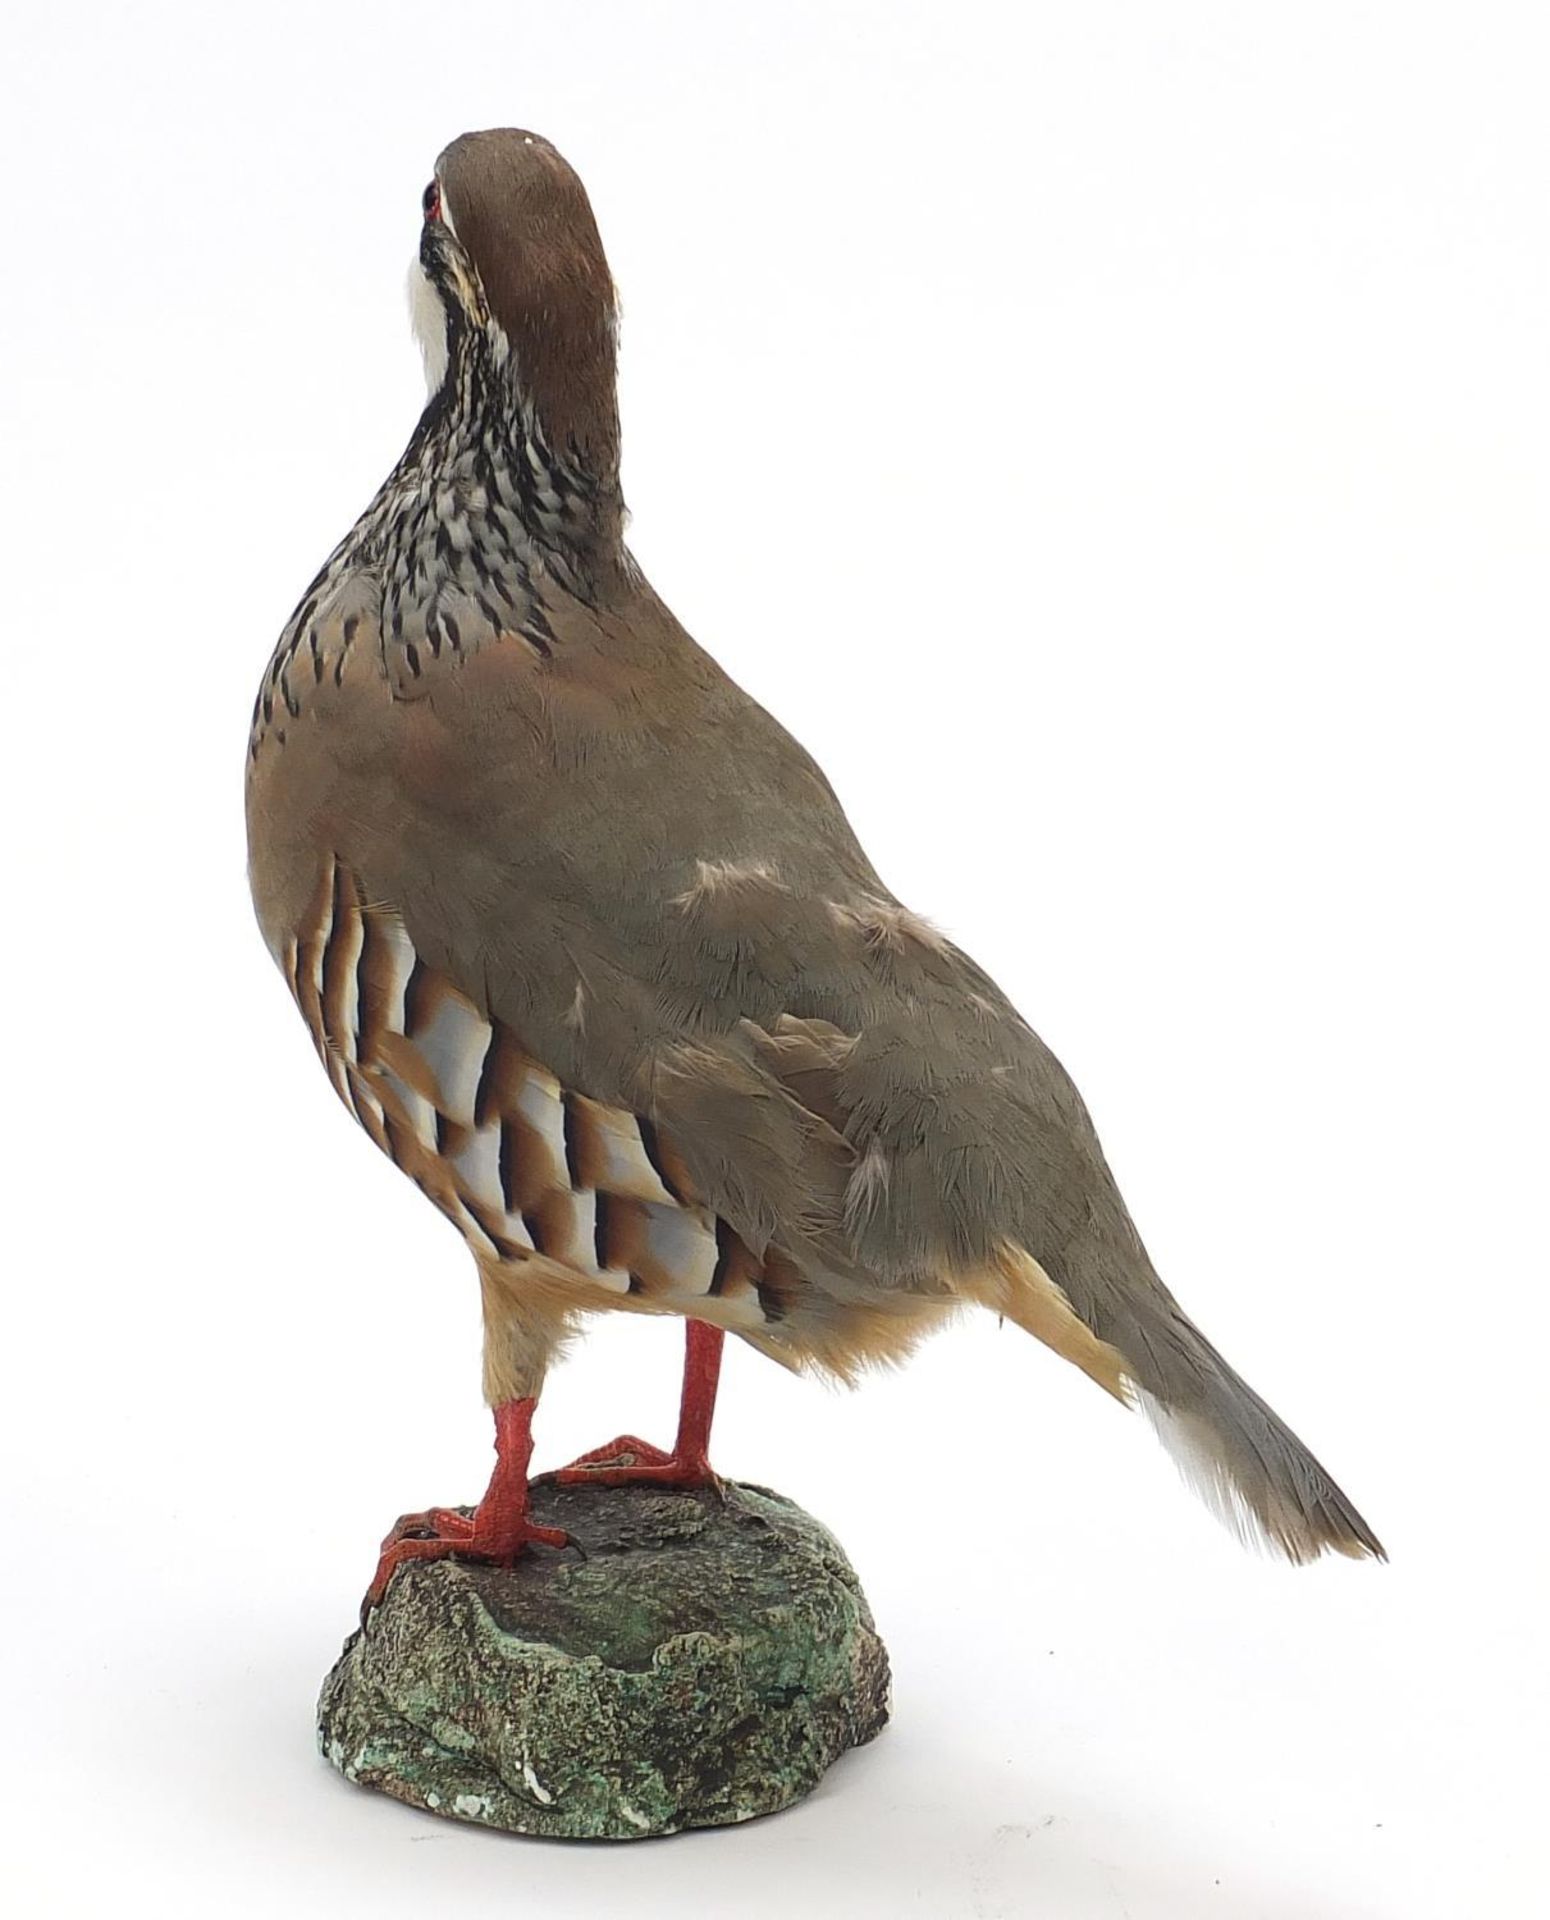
top-left (437, 129), bottom-right (620, 475)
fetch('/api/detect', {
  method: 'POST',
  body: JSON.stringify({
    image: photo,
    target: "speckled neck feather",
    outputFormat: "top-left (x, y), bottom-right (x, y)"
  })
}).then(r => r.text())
top-left (250, 238), bottom-right (625, 759)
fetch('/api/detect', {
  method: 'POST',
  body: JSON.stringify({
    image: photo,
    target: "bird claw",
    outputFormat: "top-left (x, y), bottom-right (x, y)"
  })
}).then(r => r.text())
top-left (360, 1504), bottom-right (573, 1626)
top-left (555, 1433), bottom-right (718, 1489)
top-left (382, 1505), bottom-right (477, 1547)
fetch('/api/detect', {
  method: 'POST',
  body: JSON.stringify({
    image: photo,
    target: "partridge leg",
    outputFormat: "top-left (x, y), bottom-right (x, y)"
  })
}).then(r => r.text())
top-left (557, 1319), bottom-right (724, 1487)
top-left (363, 1397), bottom-right (569, 1617)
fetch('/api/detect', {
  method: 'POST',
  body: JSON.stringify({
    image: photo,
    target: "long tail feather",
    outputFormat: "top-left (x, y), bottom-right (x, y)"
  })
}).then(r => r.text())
top-left (979, 1244), bottom-right (1385, 1564)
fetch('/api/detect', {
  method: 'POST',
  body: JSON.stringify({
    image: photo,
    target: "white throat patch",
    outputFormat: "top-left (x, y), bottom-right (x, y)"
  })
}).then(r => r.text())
top-left (408, 259), bottom-right (448, 397)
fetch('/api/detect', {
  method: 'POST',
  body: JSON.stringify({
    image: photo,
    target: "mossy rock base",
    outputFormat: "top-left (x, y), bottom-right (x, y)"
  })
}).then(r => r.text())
top-left (317, 1476), bottom-right (890, 1840)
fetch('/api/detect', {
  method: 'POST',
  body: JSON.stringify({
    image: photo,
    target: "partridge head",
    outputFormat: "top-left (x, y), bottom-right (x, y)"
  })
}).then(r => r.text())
top-left (247, 128), bottom-right (1382, 1612)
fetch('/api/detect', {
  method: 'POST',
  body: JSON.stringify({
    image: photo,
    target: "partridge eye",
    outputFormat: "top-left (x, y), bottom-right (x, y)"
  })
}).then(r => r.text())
top-left (422, 180), bottom-right (441, 222)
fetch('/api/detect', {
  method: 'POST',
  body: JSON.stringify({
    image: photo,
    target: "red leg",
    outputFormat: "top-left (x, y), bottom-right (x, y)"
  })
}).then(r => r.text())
top-left (363, 1397), bottom-right (569, 1618)
top-left (557, 1319), bottom-right (724, 1487)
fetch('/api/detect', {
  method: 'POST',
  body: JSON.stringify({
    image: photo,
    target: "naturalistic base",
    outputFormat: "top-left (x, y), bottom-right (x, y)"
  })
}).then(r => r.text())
top-left (318, 1476), bottom-right (891, 1840)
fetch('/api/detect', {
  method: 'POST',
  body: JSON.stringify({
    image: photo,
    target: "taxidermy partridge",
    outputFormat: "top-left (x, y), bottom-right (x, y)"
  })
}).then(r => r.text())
top-left (247, 128), bottom-right (1382, 1611)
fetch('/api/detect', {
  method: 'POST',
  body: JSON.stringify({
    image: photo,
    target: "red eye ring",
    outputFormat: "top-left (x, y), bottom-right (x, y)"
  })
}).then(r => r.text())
top-left (422, 180), bottom-right (441, 223)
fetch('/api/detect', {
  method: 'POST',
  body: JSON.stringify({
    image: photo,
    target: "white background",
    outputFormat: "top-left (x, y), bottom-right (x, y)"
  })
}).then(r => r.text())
top-left (3, 4), bottom-right (1545, 1916)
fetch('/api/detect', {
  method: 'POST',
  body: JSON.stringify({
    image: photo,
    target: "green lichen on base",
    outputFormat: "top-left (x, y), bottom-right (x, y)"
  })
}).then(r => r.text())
top-left (317, 1477), bottom-right (890, 1839)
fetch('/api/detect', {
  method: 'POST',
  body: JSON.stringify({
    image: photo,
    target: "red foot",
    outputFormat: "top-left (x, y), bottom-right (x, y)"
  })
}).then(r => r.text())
top-left (362, 1504), bottom-right (570, 1618)
top-left (556, 1434), bottom-right (717, 1489)
top-left (361, 1397), bottom-right (570, 1622)
top-left (555, 1322), bottom-right (727, 1489)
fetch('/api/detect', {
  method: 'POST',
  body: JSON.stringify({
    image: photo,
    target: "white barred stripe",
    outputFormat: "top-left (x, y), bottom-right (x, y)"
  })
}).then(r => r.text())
top-left (415, 990), bottom-right (491, 1124)
top-left (453, 1124), bottom-right (505, 1215)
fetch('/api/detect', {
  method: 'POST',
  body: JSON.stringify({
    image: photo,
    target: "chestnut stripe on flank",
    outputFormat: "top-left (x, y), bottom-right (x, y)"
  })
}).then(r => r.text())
top-left (636, 1114), bottom-right (684, 1203)
top-left (561, 1091), bottom-right (584, 1190)
top-left (466, 1201), bottom-right (533, 1263)
top-left (498, 1119), bottom-right (519, 1214)
top-left (320, 866), bottom-right (362, 1061)
top-left (529, 1189), bottom-right (583, 1267)
top-left (709, 1217), bottom-right (735, 1295)
top-left (310, 858), bottom-right (337, 995)
top-left (598, 1196), bottom-right (650, 1286)
top-left (294, 863), bottom-right (334, 1044)
top-left (325, 1051), bottom-right (359, 1124)
top-left (402, 957), bottom-right (430, 1037)
top-left (478, 1027), bottom-right (529, 1127)
top-left (353, 911), bottom-right (380, 1054)
top-left (445, 1193), bottom-right (498, 1260)
top-left (756, 1247), bottom-right (799, 1325)
top-left (352, 1079), bottom-right (390, 1153)
top-left (651, 1127), bottom-right (701, 1207)
top-left (471, 1027), bottom-right (499, 1127)
top-left (373, 1030), bottom-right (444, 1107)
top-left (501, 1108), bottom-right (554, 1215)
top-left (382, 1112), bottom-right (414, 1174)
top-left (355, 908), bottom-right (408, 1060)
